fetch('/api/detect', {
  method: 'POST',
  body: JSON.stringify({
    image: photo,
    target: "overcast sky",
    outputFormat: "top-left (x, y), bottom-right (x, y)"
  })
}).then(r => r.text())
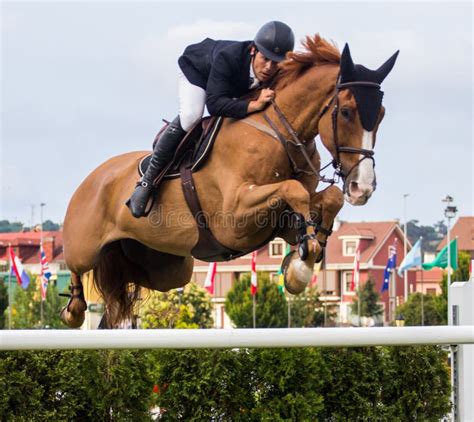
top-left (1, 1), bottom-right (472, 228)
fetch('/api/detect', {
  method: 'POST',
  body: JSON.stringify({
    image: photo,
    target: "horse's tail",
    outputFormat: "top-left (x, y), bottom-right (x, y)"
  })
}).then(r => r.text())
top-left (93, 241), bottom-right (147, 327)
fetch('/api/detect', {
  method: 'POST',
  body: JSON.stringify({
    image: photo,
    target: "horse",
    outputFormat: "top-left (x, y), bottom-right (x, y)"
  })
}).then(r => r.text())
top-left (60, 35), bottom-right (398, 328)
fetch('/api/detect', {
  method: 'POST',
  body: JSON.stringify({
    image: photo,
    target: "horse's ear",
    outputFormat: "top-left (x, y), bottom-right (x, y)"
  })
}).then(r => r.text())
top-left (375, 50), bottom-right (399, 83)
top-left (340, 43), bottom-right (355, 80)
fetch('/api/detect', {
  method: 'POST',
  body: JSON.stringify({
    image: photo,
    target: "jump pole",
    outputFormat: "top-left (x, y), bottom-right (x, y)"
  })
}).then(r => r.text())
top-left (1, 326), bottom-right (473, 351)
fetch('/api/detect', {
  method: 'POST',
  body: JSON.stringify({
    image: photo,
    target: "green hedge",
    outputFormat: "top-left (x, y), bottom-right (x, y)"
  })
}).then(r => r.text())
top-left (1, 345), bottom-right (450, 421)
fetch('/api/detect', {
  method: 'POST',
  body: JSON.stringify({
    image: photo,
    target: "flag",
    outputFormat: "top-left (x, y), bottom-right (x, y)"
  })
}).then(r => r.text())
top-left (381, 241), bottom-right (397, 293)
top-left (422, 238), bottom-right (458, 271)
top-left (9, 246), bottom-right (30, 288)
top-left (311, 260), bottom-right (322, 287)
top-left (40, 243), bottom-right (52, 300)
top-left (350, 242), bottom-right (361, 292)
top-left (397, 237), bottom-right (422, 276)
top-left (251, 250), bottom-right (257, 296)
top-left (277, 244), bottom-right (291, 294)
top-left (204, 262), bottom-right (217, 295)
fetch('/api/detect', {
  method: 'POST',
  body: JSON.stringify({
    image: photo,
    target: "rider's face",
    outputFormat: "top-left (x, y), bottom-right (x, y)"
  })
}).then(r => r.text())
top-left (251, 49), bottom-right (279, 83)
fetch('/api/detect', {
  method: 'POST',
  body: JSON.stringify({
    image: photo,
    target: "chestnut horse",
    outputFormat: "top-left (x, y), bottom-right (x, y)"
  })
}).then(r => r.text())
top-left (61, 35), bottom-right (398, 327)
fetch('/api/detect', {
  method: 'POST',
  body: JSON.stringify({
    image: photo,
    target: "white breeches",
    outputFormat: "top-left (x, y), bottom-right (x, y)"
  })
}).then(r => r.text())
top-left (178, 70), bottom-right (206, 131)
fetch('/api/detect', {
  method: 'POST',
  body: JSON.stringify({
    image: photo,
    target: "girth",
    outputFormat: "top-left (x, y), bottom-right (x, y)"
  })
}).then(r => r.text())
top-left (179, 150), bottom-right (281, 262)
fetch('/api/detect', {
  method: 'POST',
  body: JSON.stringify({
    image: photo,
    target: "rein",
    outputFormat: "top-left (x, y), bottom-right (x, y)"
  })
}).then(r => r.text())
top-left (248, 79), bottom-right (380, 186)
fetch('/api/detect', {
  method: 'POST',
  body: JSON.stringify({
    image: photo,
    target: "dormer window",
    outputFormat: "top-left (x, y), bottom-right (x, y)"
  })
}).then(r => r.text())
top-left (269, 240), bottom-right (285, 258)
top-left (343, 240), bottom-right (358, 256)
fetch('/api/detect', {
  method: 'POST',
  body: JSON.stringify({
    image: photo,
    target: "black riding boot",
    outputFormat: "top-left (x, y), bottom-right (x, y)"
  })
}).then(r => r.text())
top-left (126, 116), bottom-right (186, 218)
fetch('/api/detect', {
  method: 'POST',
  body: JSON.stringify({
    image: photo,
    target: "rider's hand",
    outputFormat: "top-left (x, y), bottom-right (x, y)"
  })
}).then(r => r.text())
top-left (247, 89), bottom-right (275, 113)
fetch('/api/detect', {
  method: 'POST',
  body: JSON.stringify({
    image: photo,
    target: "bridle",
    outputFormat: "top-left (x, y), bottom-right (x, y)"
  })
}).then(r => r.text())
top-left (261, 79), bottom-right (380, 186)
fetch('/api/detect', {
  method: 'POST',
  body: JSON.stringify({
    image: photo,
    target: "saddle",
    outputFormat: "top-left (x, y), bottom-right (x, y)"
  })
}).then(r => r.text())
top-left (138, 116), bottom-right (224, 182)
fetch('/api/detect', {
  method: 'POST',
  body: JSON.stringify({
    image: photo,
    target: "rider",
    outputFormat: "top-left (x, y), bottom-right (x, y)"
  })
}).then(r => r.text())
top-left (126, 20), bottom-right (295, 218)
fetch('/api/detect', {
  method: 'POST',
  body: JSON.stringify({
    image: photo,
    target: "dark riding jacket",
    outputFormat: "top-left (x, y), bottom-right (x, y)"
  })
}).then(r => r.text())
top-left (178, 38), bottom-right (254, 119)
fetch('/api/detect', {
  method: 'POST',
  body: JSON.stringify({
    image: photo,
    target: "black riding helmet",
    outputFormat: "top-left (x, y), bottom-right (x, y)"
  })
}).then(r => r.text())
top-left (254, 21), bottom-right (295, 62)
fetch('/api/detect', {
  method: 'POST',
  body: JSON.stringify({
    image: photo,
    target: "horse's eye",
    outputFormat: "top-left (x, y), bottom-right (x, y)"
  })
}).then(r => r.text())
top-left (340, 107), bottom-right (352, 120)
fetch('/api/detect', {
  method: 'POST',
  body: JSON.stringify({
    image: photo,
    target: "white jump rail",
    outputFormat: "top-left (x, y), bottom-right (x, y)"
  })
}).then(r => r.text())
top-left (1, 326), bottom-right (473, 350)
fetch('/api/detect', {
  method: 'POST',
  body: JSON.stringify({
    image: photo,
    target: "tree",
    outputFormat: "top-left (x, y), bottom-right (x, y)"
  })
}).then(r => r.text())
top-left (404, 220), bottom-right (444, 253)
top-left (290, 286), bottom-right (330, 327)
top-left (0, 349), bottom-right (156, 420)
top-left (225, 272), bottom-right (287, 328)
top-left (432, 250), bottom-right (471, 325)
top-left (139, 282), bottom-right (213, 329)
top-left (42, 219), bottom-right (60, 231)
top-left (249, 347), bottom-right (326, 419)
top-left (0, 279), bottom-right (8, 329)
top-left (395, 293), bottom-right (445, 326)
top-left (9, 277), bottom-right (68, 329)
top-left (350, 276), bottom-right (384, 320)
top-left (381, 346), bottom-right (451, 419)
top-left (0, 220), bottom-right (23, 233)
top-left (155, 349), bottom-right (254, 420)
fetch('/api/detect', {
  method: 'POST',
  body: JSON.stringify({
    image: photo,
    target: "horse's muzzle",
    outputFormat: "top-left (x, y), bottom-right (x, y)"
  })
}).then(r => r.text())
top-left (345, 181), bottom-right (375, 206)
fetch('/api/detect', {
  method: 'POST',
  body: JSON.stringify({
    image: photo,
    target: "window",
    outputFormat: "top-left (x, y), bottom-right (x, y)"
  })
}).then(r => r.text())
top-left (343, 240), bottom-right (358, 256)
top-left (342, 271), bottom-right (356, 295)
top-left (269, 241), bottom-right (285, 257)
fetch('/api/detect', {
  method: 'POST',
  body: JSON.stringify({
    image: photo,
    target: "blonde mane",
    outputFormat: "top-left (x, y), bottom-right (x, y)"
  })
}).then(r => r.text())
top-left (274, 34), bottom-right (341, 90)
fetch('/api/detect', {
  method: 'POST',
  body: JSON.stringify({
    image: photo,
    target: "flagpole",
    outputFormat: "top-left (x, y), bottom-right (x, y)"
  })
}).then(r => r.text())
top-left (287, 294), bottom-right (291, 328)
top-left (420, 268), bottom-right (424, 326)
top-left (215, 296), bottom-right (218, 329)
top-left (252, 294), bottom-right (256, 329)
top-left (420, 237), bottom-right (424, 326)
top-left (403, 193), bottom-right (409, 302)
top-left (323, 268), bottom-right (327, 327)
top-left (40, 202), bottom-right (46, 328)
top-left (357, 287), bottom-right (361, 327)
top-left (7, 244), bottom-right (12, 330)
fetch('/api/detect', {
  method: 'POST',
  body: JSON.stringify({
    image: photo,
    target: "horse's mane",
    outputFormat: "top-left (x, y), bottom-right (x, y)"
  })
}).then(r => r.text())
top-left (273, 34), bottom-right (340, 90)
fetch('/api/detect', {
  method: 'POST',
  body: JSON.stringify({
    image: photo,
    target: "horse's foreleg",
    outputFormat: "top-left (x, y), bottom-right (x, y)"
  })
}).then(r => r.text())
top-left (310, 185), bottom-right (345, 261)
top-left (231, 180), bottom-right (319, 293)
top-left (59, 272), bottom-right (87, 328)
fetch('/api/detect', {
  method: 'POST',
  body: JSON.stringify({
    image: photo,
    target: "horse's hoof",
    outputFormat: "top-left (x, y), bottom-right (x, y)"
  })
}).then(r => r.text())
top-left (60, 296), bottom-right (87, 329)
top-left (60, 306), bottom-right (85, 328)
top-left (284, 252), bottom-right (312, 295)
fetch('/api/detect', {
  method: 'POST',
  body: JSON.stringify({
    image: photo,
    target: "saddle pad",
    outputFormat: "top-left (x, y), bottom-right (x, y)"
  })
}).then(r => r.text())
top-left (139, 116), bottom-right (223, 180)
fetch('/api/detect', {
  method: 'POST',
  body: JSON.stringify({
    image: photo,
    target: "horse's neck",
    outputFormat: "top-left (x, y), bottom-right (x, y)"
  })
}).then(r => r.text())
top-left (272, 66), bottom-right (339, 141)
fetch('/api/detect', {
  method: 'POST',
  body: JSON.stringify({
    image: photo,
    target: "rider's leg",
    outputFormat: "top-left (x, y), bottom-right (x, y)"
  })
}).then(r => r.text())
top-left (126, 70), bottom-right (205, 218)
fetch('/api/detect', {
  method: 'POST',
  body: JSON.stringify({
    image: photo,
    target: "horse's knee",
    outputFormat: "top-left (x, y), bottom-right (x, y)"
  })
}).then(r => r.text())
top-left (324, 186), bottom-right (344, 211)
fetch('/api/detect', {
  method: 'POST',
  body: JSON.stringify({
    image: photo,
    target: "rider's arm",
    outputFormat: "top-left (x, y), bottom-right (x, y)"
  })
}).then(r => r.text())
top-left (206, 52), bottom-right (251, 119)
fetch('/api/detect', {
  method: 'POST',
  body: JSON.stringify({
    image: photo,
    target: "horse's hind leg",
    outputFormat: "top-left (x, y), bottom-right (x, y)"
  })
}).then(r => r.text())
top-left (59, 272), bottom-right (87, 328)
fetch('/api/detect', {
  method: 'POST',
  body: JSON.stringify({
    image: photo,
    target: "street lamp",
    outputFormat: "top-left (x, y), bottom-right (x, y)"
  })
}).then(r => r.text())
top-left (442, 195), bottom-right (458, 422)
top-left (395, 314), bottom-right (405, 327)
top-left (442, 196), bottom-right (458, 289)
top-left (442, 195), bottom-right (457, 325)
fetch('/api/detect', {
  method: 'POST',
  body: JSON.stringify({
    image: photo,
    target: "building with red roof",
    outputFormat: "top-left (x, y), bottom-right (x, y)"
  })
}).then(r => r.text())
top-left (320, 219), bottom-right (416, 325)
top-left (0, 230), bottom-right (69, 293)
top-left (436, 216), bottom-right (474, 258)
